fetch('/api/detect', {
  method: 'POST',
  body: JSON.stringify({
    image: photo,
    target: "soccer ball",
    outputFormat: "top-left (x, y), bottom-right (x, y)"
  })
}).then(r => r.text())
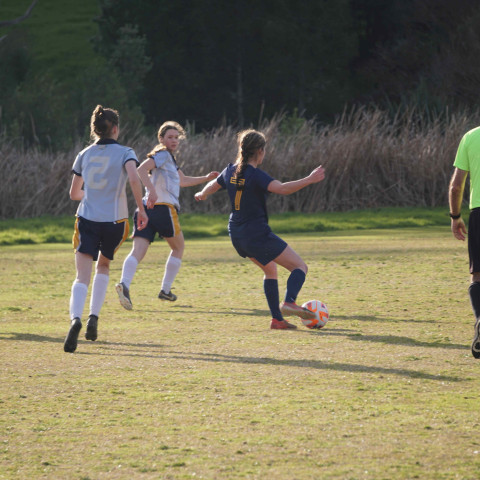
top-left (301, 300), bottom-right (329, 329)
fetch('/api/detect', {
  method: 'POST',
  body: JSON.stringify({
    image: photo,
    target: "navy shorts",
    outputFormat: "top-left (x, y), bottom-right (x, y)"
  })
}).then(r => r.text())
top-left (73, 216), bottom-right (129, 261)
top-left (469, 208), bottom-right (480, 273)
top-left (133, 203), bottom-right (181, 243)
top-left (230, 230), bottom-right (288, 265)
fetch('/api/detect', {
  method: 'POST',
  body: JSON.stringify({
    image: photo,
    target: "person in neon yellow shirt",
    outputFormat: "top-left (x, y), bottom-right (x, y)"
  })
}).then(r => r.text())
top-left (449, 126), bottom-right (480, 358)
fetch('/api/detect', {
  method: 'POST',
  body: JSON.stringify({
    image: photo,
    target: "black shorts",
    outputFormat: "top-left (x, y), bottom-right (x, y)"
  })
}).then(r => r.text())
top-left (72, 216), bottom-right (129, 261)
top-left (230, 230), bottom-right (288, 266)
top-left (133, 203), bottom-right (181, 243)
top-left (469, 208), bottom-right (480, 273)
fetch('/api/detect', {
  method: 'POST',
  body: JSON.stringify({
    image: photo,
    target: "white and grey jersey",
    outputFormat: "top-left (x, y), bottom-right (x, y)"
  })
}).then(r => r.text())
top-left (72, 139), bottom-right (139, 222)
top-left (144, 150), bottom-right (181, 209)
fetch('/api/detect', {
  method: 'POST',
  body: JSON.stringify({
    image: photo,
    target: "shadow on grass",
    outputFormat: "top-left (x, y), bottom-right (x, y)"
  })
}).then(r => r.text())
top-left (96, 349), bottom-right (463, 383)
top-left (317, 330), bottom-right (468, 350)
top-left (143, 306), bottom-right (269, 317)
top-left (0, 332), bottom-right (165, 349)
top-left (1, 320), bottom-right (467, 352)
top-left (333, 314), bottom-right (437, 324)
top-left (0, 332), bottom-right (466, 382)
top-left (146, 309), bottom-right (438, 323)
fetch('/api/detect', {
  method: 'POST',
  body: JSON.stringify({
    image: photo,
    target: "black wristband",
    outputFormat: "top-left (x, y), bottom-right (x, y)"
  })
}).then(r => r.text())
top-left (449, 212), bottom-right (461, 219)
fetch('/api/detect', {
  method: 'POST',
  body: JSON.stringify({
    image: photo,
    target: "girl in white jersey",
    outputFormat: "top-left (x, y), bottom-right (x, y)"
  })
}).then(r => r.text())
top-left (64, 105), bottom-right (148, 353)
top-left (115, 121), bottom-right (218, 309)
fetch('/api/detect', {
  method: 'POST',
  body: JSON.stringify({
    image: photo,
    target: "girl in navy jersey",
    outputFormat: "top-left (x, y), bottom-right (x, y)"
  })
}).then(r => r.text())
top-left (195, 129), bottom-right (325, 329)
top-left (64, 105), bottom-right (148, 353)
top-left (115, 121), bottom-right (218, 309)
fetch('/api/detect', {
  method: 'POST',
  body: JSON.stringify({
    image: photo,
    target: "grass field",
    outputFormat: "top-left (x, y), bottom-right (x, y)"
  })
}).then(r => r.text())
top-left (1, 225), bottom-right (479, 479)
top-left (0, 0), bottom-right (101, 80)
top-left (0, 207), bottom-right (464, 245)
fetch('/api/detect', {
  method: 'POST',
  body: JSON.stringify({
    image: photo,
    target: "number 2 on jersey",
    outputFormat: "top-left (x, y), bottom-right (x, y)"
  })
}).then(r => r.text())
top-left (86, 156), bottom-right (110, 190)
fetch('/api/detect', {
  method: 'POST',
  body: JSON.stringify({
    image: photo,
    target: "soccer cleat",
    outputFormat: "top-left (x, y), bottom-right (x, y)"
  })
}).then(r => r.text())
top-left (64, 317), bottom-right (82, 353)
top-left (158, 289), bottom-right (177, 301)
top-left (472, 318), bottom-right (480, 359)
top-left (85, 314), bottom-right (98, 341)
top-left (280, 301), bottom-right (317, 320)
top-left (115, 282), bottom-right (133, 310)
top-left (270, 318), bottom-right (298, 330)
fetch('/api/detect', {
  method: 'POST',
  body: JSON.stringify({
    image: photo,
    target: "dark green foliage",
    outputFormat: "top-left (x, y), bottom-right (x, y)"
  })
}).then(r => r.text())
top-left (0, 30), bottom-right (30, 94)
top-left (69, 60), bottom-right (145, 142)
top-left (0, 0), bottom-right (145, 148)
top-left (2, 0), bottom-right (480, 150)
top-left (261, 0), bottom-right (357, 118)
top-left (353, 0), bottom-right (480, 112)
top-left (94, 0), bottom-right (358, 129)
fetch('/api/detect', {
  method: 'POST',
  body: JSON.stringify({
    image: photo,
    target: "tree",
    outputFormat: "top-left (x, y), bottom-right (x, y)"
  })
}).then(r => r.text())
top-left (261, 0), bottom-right (357, 119)
top-left (0, 0), bottom-right (38, 42)
top-left (94, 0), bottom-right (359, 129)
top-left (350, 0), bottom-right (480, 112)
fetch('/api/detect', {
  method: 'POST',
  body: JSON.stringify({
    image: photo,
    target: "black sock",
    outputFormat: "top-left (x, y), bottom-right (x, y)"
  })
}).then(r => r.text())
top-left (264, 279), bottom-right (283, 320)
top-left (284, 269), bottom-right (306, 303)
top-left (469, 282), bottom-right (480, 321)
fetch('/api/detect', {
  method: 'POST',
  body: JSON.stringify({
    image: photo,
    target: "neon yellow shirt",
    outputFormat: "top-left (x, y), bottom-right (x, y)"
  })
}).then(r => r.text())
top-left (454, 126), bottom-right (480, 209)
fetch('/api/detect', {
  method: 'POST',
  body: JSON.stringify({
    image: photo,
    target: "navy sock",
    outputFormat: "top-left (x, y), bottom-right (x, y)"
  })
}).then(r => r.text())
top-left (469, 282), bottom-right (480, 320)
top-left (284, 269), bottom-right (306, 303)
top-left (264, 279), bottom-right (283, 320)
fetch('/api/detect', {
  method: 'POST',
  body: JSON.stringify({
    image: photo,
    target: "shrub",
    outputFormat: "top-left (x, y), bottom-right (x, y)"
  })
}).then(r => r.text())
top-left (0, 106), bottom-right (474, 219)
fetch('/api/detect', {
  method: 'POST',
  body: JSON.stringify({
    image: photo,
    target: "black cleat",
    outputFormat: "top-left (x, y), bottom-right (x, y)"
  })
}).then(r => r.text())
top-left (158, 289), bottom-right (177, 301)
top-left (85, 314), bottom-right (98, 341)
top-left (64, 317), bottom-right (82, 353)
top-left (472, 318), bottom-right (480, 359)
top-left (115, 282), bottom-right (133, 310)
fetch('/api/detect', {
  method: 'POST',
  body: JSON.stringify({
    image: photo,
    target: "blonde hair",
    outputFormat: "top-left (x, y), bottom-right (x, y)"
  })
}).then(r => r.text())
top-left (147, 121), bottom-right (186, 158)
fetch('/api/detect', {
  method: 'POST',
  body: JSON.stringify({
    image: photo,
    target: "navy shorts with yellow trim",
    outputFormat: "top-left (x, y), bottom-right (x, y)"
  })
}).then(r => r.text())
top-left (133, 203), bottom-right (181, 242)
top-left (230, 230), bottom-right (288, 266)
top-left (72, 216), bottom-right (129, 261)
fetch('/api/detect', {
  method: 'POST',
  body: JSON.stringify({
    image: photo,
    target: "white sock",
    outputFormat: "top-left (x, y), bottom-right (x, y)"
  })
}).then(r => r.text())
top-left (70, 281), bottom-right (88, 320)
top-left (89, 273), bottom-right (109, 317)
top-left (120, 255), bottom-right (138, 288)
top-left (161, 254), bottom-right (182, 293)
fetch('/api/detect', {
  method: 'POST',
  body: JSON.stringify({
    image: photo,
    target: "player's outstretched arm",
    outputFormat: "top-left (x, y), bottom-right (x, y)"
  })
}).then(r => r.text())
top-left (195, 178), bottom-right (222, 201)
top-left (179, 170), bottom-right (220, 188)
top-left (268, 165), bottom-right (325, 195)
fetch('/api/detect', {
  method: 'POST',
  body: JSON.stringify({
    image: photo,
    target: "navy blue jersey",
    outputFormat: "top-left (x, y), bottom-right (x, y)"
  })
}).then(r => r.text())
top-left (217, 163), bottom-right (274, 237)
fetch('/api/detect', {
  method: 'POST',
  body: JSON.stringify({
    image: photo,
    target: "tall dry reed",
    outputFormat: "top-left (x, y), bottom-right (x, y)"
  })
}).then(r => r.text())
top-left (0, 107), bottom-right (475, 219)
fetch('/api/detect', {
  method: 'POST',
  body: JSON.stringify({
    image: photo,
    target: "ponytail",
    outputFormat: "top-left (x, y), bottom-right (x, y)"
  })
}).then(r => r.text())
top-left (90, 105), bottom-right (119, 140)
top-left (234, 129), bottom-right (266, 190)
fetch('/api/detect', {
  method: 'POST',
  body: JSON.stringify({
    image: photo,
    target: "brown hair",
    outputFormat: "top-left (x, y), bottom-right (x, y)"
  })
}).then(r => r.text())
top-left (90, 105), bottom-right (119, 140)
top-left (234, 129), bottom-right (266, 179)
top-left (147, 121), bottom-right (186, 158)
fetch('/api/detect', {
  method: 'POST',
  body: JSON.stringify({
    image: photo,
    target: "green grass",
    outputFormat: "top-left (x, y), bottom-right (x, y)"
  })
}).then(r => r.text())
top-left (0, 226), bottom-right (479, 479)
top-left (0, 0), bottom-right (101, 80)
top-left (0, 207), bottom-right (463, 245)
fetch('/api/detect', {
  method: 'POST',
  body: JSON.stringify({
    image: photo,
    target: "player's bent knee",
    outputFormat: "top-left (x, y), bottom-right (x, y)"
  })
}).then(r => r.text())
top-left (296, 263), bottom-right (308, 275)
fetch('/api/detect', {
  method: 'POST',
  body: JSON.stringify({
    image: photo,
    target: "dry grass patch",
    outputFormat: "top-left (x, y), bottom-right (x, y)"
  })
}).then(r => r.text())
top-left (0, 107), bottom-right (475, 218)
